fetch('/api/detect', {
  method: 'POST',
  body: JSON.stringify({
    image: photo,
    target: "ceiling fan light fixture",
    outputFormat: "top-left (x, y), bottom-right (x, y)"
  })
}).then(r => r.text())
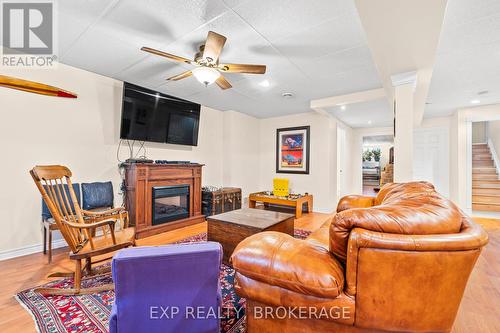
top-left (192, 67), bottom-right (220, 86)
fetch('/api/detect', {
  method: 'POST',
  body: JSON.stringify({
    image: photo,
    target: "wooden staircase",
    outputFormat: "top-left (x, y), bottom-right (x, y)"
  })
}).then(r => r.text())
top-left (472, 143), bottom-right (500, 212)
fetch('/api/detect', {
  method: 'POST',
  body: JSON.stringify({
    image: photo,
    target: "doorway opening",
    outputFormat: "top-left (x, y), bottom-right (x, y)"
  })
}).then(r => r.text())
top-left (471, 121), bottom-right (500, 215)
top-left (362, 135), bottom-right (394, 196)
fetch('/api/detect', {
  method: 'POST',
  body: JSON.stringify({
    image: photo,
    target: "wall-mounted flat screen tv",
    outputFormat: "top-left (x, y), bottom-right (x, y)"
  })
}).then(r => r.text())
top-left (120, 82), bottom-right (201, 146)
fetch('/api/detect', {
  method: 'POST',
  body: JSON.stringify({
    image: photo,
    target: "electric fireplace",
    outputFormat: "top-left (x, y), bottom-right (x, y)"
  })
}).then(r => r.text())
top-left (124, 163), bottom-right (204, 239)
top-left (152, 185), bottom-right (190, 225)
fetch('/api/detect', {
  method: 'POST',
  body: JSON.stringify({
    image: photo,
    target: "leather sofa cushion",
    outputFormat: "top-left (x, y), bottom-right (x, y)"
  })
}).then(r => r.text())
top-left (330, 182), bottom-right (463, 262)
top-left (306, 218), bottom-right (332, 249)
top-left (232, 231), bottom-right (345, 299)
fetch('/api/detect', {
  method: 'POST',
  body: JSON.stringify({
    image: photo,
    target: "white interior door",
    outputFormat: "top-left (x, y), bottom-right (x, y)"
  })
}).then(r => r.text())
top-left (337, 126), bottom-right (347, 199)
top-left (413, 127), bottom-right (449, 197)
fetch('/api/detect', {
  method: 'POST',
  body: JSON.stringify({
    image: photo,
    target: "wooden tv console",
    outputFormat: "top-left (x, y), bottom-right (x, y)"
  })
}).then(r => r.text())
top-left (123, 163), bottom-right (205, 239)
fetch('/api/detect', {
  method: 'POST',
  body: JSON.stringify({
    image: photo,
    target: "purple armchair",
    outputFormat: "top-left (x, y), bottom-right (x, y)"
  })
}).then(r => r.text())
top-left (109, 242), bottom-right (222, 333)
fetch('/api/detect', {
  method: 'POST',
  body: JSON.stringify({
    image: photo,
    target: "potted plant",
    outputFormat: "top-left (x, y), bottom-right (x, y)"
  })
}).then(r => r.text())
top-left (372, 148), bottom-right (381, 162)
top-left (363, 149), bottom-right (373, 162)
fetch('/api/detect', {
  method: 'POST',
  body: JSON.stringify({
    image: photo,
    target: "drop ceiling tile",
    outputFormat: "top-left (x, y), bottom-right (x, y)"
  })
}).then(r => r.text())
top-left (442, 0), bottom-right (500, 28)
top-left (427, 40), bottom-right (500, 116)
top-left (164, 11), bottom-right (270, 65)
top-left (221, 0), bottom-right (250, 9)
top-left (327, 99), bottom-right (392, 128)
top-left (296, 45), bottom-right (375, 81)
top-left (228, 46), bottom-right (311, 97)
top-left (232, 0), bottom-right (355, 43)
top-left (60, 24), bottom-right (146, 77)
top-left (272, 11), bottom-right (367, 62)
top-left (156, 79), bottom-right (207, 100)
top-left (240, 96), bottom-right (312, 118)
top-left (427, 1), bottom-right (500, 118)
top-left (96, 0), bottom-right (229, 49)
top-left (188, 86), bottom-right (257, 111)
top-left (438, 12), bottom-right (500, 55)
top-left (114, 55), bottom-right (192, 88)
top-left (57, 0), bottom-right (118, 55)
top-left (310, 64), bottom-right (382, 98)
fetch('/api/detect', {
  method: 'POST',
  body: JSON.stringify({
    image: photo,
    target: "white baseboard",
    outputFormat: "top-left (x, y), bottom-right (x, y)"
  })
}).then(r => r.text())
top-left (0, 239), bottom-right (67, 261)
top-left (314, 207), bottom-right (335, 214)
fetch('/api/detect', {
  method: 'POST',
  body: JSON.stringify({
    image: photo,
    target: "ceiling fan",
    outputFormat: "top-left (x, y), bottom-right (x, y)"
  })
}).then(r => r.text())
top-left (141, 31), bottom-right (266, 90)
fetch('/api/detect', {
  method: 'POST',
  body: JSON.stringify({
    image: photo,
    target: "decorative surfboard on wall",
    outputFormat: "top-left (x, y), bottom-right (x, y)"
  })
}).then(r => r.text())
top-left (0, 75), bottom-right (77, 98)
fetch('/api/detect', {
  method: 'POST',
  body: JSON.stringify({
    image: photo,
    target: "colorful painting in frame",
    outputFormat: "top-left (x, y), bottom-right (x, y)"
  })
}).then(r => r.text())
top-left (276, 126), bottom-right (310, 174)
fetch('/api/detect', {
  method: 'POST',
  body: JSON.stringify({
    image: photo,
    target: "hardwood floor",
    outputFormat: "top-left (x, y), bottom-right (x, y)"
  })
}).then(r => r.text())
top-left (453, 217), bottom-right (500, 333)
top-left (0, 215), bottom-right (498, 333)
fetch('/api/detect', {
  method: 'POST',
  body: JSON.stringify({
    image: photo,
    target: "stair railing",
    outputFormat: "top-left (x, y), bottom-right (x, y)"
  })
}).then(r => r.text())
top-left (487, 138), bottom-right (500, 180)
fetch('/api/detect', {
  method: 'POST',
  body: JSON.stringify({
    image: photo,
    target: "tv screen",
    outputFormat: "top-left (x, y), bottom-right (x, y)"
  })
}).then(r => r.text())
top-left (120, 82), bottom-right (201, 146)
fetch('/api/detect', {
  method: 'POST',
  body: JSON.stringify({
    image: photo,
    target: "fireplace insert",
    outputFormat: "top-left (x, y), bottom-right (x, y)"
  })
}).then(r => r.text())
top-left (152, 185), bottom-right (190, 225)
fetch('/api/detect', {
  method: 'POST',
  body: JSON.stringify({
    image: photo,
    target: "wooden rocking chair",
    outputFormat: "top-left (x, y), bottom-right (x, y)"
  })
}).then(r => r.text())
top-left (30, 165), bottom-right (135, 295)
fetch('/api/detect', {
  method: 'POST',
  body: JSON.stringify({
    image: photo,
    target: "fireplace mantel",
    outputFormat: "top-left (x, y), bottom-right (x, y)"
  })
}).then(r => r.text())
top-left (123, 163), bottom-right (205, 239)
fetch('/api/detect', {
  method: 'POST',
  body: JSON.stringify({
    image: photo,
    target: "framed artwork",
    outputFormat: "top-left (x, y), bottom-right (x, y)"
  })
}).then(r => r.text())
top-left (276, 126), bottom-right (310, 174)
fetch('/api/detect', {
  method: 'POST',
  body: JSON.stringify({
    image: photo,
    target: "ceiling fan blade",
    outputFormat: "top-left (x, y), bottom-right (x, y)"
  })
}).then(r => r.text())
top-left (167, 71), bottom-right (192, 81)
top-left (215, 75), bottom-right (232, 90)
top-left (202, 31), bottom-right (227, 64)
top-left (218, 63), bottom-right (266, 74)
top-left (141, 46), bottom-right (193, 64)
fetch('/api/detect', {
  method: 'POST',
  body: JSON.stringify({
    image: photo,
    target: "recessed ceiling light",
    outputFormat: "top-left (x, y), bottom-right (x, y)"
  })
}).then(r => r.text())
top-left (340, 105), bottom-right (346, 111)
top-left (282, 92), bottom-right (293, 98)
top-left (259, 80), bottom-right (270, 87)
top-left (470, 99), bottom-right (481, 104)
top-left (368, 120), bottom-right (372, 125)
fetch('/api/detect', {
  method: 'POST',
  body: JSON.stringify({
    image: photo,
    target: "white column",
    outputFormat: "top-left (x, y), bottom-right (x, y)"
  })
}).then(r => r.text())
top-left (391, 72), bottom-right (417, 182)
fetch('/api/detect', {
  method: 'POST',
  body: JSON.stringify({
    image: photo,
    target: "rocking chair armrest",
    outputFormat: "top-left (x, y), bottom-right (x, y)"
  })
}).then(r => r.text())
top-left (63, 219), bottom-right (115, 230)
top-left (82, 208), bottom-right (129, 229)
top-left (82, 207), bottom-right (127, 216)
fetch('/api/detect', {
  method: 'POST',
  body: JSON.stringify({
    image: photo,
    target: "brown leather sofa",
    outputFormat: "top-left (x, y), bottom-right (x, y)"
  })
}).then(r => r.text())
top-left (231, 182), bottom-right (488, 333)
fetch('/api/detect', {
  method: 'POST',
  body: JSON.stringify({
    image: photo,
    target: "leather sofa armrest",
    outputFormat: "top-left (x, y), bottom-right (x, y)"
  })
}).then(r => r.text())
top-left (231, 231), bottom-right (345, 299)
top-left (344, 219), bottom-right (488, 296)
top-left (336, 195), bottom-right (375, 213)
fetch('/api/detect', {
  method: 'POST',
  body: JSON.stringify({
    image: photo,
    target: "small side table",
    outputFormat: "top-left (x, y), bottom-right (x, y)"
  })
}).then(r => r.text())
top-left (248, 192), bottom-right (313, 218)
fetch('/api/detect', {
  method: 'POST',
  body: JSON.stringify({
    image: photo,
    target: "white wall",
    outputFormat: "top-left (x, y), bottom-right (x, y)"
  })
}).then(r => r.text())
top-left (336, 120), bottom-right (354, 200)
top-left (222, 110), bottom-right (261, 202)
top-left (0, 63), bottom-right (247, 257)
top-left (393, 83), bottom-right (415, 182)
top-left (259, 112), bottom-right (338, 212)
top-left (472, 121), bottom-right (487, 144)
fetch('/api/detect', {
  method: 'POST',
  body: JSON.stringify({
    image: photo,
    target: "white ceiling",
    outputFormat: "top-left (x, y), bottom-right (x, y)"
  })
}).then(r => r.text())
top-left (57, 0), bottom-right (382, 119)
top-left (326, 98), bottom-right (393, 128)
top-left (54, 0), bottom-right (500, 123)
top-left (426, 0), bottom-right (500, 117)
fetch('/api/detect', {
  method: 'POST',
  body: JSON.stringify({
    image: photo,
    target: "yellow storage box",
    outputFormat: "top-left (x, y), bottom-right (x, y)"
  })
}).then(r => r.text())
top-left (273, 178), bottom-right (289, 197)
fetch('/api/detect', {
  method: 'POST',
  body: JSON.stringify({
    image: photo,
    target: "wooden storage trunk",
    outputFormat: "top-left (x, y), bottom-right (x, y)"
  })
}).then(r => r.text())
top-left (202, 187), bottom-right (242, 216)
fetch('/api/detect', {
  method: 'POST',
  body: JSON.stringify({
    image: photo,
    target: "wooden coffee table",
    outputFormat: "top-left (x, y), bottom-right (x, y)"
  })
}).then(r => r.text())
top-left (248, 192), bottom-right (313, 218)
top-left (207, 208), bottom-right (294, 265)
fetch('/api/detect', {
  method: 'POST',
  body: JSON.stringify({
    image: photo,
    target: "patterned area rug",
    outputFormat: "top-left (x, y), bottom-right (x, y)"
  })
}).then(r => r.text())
top-left (16, 229), bottom-right (312, 333)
